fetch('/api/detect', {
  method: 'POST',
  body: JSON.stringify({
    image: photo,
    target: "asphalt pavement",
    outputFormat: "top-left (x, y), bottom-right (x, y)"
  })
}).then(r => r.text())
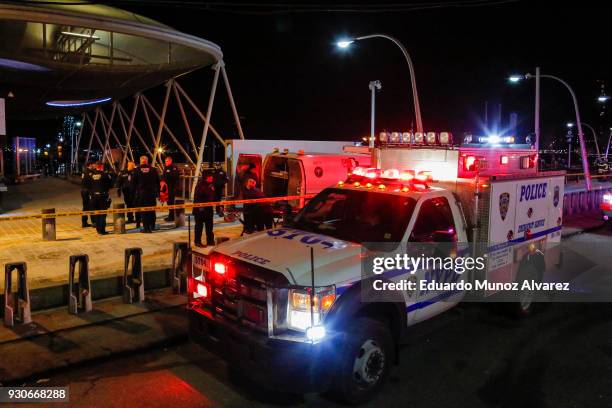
top-left (8, 228), bottom-right (612, 408)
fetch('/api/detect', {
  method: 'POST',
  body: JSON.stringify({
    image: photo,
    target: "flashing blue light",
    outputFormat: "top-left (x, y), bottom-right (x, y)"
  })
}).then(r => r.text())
top-left (46, 97), bottom-right (112, 108)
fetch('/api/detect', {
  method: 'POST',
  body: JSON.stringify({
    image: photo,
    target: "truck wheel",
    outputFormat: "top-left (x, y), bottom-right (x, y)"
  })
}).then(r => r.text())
top-left (329, 317), bottom-right (395, 405)
top-left (512, 264), bottom-right (539, 317)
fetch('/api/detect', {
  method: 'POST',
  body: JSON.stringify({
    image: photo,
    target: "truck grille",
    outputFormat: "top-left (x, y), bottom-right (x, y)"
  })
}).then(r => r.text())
top-left (209, 254), bottom-right (289, 334)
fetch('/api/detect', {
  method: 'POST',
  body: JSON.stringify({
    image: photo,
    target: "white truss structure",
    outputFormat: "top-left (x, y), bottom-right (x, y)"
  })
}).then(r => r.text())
top-left (72, 61), bottom-right (244, 199)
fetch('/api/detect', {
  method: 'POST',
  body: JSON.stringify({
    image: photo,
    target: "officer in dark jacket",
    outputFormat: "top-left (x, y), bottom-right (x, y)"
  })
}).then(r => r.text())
top-left (116, 161), bottom-right (137, 223)
top-left (193, 172), bottom-right (216, 247)
top-left (89, 162), bottom-right (113, 235)
top-left (80, 162), bottom-right (96, 228)
top-left (243, 177), bottom-right (273, 232)
top-left (213, 164), bottom-right (228, 216)
top-left (162, 156), bottom-right (180, 222)
top-left (132, 156), bottom-right (160, 233)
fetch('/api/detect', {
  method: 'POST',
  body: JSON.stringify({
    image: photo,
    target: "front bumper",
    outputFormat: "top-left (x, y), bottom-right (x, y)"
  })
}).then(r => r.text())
top-left (188, 307), bottom-right (338, 394)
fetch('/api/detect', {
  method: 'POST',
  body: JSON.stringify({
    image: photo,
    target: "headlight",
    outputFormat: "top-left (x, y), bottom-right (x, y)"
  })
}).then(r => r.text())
top-left (287, 286), bottom-right (336, 332)
top-left (603, 194), bottom-right (612, 204)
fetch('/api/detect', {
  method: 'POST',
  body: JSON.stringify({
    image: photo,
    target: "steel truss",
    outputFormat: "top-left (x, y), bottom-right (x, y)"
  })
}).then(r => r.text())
top-left (72, 60), bottom-right (244, 199)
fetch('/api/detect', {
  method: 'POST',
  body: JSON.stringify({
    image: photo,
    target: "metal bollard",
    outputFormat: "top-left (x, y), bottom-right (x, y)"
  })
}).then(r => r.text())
top-left (4, 262), bottom-right (31, 327)
top-left (41, 208), bottom-right (56, 241)
top-left (174, 199), bottom-right (185, 228)
top-left (68, 254), bottom-right (92, 314)
top-left (171, 242), bottom-right (189, 294)
top-left (113, 203), bottom-right (126, 234)
top-left (123, 248), bottom-right (144, 303)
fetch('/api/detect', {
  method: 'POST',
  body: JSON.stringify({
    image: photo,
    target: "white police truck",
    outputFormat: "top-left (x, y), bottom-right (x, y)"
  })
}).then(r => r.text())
top-left (188, 133), bottom-right (565, 404)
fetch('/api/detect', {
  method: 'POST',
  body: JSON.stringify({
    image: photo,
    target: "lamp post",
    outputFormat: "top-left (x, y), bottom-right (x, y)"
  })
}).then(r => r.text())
top-left (566, 123), bottom-right (574, 168)
top-left (337, 34), bottom-right (423, 133)
top-left (580, 122), bottom-right (600, 158)
top-left (368, 80), bottom-right (381, 148)
top-left (509, 70), bottom-right (592, 190)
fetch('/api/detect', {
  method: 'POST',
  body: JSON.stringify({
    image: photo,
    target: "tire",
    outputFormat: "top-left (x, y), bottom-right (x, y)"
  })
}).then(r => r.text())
top-left (329, 317), bottom-right (395, 405)
top-left (511, 264), bottom-right (540, 317)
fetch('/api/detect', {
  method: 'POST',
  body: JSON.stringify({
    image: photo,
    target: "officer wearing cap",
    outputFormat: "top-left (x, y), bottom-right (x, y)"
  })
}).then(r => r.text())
top-left (162, 156), bottom-right (180, 222)
top-left (80, 162), bottom-right (96, 228)
top-left (132, 155), bottom-right (160, 233)
top-left (117, 161), bottom-right (137, 224)
top-left (193, 171), bottom-right (216, 247)
top-left (89, 162), bottom-right (113, 235)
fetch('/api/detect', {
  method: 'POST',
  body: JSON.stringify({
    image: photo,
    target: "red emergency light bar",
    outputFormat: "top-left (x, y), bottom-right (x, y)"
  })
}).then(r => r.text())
top-left (347, 167), bottom-right (432, 189)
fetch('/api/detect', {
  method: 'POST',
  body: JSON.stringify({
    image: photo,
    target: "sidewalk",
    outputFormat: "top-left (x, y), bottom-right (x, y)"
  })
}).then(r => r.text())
top-left (0, 177), bottom-right (243, 292)
top-left (0, 289), bottom-right (188, 384)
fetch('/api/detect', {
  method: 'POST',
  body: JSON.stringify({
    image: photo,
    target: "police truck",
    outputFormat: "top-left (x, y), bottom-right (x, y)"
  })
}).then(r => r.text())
top-left (187, 132), bottom-right (565, 404)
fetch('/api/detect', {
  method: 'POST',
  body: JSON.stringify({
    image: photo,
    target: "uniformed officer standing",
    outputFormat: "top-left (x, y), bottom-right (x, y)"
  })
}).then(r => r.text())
top-left (193, 172), bottom-right (216, 247)
top-left (80, 162), bottom-right (96, 228)
top-left (132, 156), bottom-right (160, 233)
top-left (162, 156), bottom-right (180, 222)
top-left (213, 164), bottom-right (228, 216)
top-left (243, 177), bottom-right (273, 232)
top-left (117, 161), bottom-right (137, 223)
top-left (89, 162), bottom-right (113, 235)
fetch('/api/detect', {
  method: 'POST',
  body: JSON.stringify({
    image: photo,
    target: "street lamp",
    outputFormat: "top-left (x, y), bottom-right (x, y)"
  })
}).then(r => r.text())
top-left (509, 68), bottom-right (592, 190)
top-left (597, 95), bottom-right (609, 103)
top-left (579, 122), bottom-right (601, 158)
top-left (368, 80), bottom-right (382, 148)
top-left (336, 34), bottom-right (423, 133)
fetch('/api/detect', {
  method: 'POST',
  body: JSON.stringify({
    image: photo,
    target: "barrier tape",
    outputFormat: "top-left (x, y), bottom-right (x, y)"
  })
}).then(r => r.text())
top-left (0, 194), bottom-right (317, 222)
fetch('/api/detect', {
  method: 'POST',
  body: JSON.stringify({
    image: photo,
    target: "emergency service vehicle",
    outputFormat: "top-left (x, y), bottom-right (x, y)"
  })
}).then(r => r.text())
top-left (262, 150), bottom-right (370, 209)
top-left (224, 139), bottom-right (361, 196)
top-left (188, 131), bottom-right (565, 404)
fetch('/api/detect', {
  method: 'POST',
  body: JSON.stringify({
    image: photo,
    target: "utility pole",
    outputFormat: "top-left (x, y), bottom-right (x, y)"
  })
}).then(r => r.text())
top-left (368, 80), bottom-right (381, 148)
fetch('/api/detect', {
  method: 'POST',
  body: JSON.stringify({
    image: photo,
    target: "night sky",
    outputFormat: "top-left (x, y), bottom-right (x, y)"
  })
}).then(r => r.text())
top-left (8, 1), bottom-right (612, 150)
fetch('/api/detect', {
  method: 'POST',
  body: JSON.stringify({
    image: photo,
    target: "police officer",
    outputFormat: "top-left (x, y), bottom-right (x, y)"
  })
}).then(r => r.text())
top-left (213, 164), bottom-right (228, 217)
top-left (243, 177), bottom-right (273, 232)
top-left (89, 162), bottom-right (113, 235)
top-left (162, 156), bottom-right (180, 222)
top-left (132, 156), bottom-right (160, 233)
top-left (193, 172), bottom-right (216, 247)
top-left (80, 162), bottom-right (96, 228)
top-left (117, 161), bottom-right (137, 223)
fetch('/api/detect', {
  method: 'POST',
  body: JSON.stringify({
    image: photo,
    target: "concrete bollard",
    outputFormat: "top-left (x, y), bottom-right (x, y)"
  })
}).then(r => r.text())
top-left (123, 247), bottom-right (144, 304)
top-left (171, 242), bottom-right (189, 294)
top-left (174, 199), bottom-right (185, 228)
top-left (41, 208), bottom-right (56, 241)
top-left (4, 262), bottom-right (31, 327)
top-left (113, 203), bottom-right (126, 234)
top-left (68, 254), bottom-right (92, 314)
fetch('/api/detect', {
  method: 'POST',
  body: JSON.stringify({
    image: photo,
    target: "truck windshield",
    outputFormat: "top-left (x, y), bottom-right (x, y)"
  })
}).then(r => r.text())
top-left (290, 188), bottom-right (416, 246)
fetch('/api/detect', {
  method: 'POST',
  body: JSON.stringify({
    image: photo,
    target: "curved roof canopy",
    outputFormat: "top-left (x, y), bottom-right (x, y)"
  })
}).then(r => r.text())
top-left (0, 0), bottom-right (223, 118)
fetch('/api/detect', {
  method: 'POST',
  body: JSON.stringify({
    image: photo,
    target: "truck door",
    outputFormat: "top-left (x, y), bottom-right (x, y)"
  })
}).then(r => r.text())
top-left (407, 196), bottom-right (465, 324)
top-left (287, 158), bottom-right (305, 208)
top-left (234, 154), bottom-right (262, 197)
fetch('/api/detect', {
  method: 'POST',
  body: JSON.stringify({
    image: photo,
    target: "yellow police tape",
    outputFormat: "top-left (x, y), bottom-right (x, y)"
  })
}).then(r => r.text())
top-left (0, 194), bottom-right (317, 222)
